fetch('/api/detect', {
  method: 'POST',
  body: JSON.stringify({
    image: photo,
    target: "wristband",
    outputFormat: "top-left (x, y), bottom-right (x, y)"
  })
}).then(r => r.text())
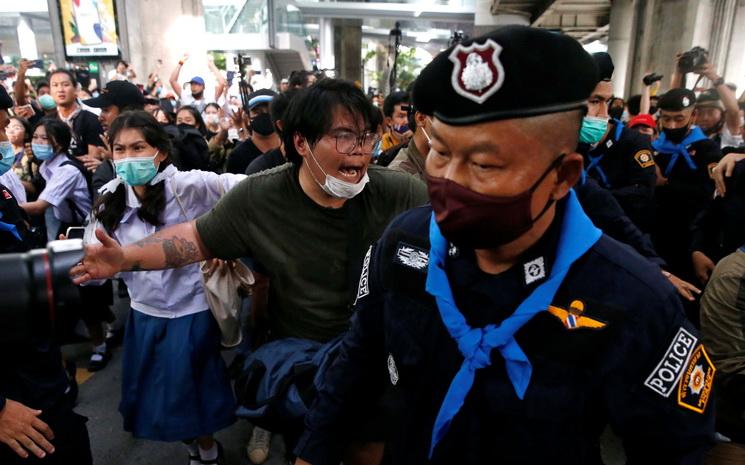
top-left (178, 60), bottom-right (184, 66)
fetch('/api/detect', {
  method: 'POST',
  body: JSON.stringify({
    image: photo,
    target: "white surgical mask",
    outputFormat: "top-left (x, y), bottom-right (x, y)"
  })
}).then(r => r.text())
top-left (305, 141), bottom-right (369, 199)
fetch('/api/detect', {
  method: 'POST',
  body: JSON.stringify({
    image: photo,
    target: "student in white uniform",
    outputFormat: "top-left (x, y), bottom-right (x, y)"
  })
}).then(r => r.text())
top-left (84, 110), bottom-right (246, 465)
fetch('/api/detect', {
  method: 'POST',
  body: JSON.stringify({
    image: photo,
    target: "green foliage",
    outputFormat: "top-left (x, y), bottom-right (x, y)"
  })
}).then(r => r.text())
top-left (209, 52), bottom-right (227, 70)
top-left (392, 47), bottom-right (420, 91)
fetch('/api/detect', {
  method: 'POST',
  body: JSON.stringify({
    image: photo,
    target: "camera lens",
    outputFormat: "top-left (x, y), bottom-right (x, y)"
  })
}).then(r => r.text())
top-left (0, 240), bottom-right (84, 344)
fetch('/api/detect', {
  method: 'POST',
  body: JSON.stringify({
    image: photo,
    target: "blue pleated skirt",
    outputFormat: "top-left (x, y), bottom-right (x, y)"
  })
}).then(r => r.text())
top-left (119, 309), bottom-right (236, 441)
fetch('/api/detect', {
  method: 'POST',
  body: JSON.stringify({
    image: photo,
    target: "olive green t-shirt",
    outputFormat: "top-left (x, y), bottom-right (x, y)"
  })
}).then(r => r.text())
top-left (196, 163), bottom-right (428, 341)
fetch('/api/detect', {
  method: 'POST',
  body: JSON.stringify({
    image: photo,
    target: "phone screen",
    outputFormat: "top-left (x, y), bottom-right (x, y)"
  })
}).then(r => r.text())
top-left (66, 227), bottom-right (85, 240)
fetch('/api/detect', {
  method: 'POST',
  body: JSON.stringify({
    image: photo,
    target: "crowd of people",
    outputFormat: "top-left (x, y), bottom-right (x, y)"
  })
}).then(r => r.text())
top-left (1, 24), bottom-right (745, 465)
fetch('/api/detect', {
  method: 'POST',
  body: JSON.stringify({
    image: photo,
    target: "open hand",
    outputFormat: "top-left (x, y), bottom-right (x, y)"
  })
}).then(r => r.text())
top-left (662, 270), bottom-right (701, 301)
top-left (70, 229), bottom-right (125, 284)
top-left (0, 399), bottom-right (55, 459)
top-left (712, 152), bottom-right (745, 196)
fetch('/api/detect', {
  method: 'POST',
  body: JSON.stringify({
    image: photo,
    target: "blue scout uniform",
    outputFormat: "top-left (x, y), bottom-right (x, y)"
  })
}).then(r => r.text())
top-left (295, 197), bottom-right (716, 465)
top-left (582, 120), bottom-right (657, 232)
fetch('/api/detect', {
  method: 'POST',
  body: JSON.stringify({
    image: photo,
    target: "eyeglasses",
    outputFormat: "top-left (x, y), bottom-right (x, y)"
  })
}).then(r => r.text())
top-left (327, 131), bottom-right (381, 155)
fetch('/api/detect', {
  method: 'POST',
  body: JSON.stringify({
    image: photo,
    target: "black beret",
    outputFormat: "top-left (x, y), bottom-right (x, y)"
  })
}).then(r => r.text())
top-left (0, 85), bottom-right (12, 110)
top-left (657, 88), bottom-right (696, 111)
top-left (592, 52), bottom-right (614, 81)
top-left (412, 25), bottom-right (598, 126)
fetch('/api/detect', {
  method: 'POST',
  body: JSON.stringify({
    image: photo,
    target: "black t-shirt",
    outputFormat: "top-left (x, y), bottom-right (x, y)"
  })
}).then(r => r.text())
top-left (245, 148), bottom-right (286, 175)
top-left (226, 138), bottom-right (263, 175)
top-left (68, 109), bottom-right (104, 157)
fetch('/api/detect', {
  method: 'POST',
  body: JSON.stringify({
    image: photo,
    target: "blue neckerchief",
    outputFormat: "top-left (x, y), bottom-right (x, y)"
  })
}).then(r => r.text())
top-left (0, 211), bottom-right (22, 241)
top-left (425, 189), bottom-right (602, 458)
top-left (584, 120), bottom-right (624, 188)
top-left (652, 126), bottom-right (708, 177)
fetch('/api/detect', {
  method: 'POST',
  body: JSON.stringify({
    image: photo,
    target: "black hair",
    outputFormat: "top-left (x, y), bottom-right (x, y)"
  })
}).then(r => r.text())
top-left (204, 102), bottom-right (221, 113)
top-left (93, 111), bottom-right (172, 232)
top-left (371, 106), bottom-right (385, 133)
top-left (33, 117), bottom-right (71, 154)
top-left (116, 60), bottom-right (128, 67)
top-left (176, 105), bottom-right (207, 136)
top-left (627, 94), bottom-right (642, 116)
top-left (288, 70), bottom-right (314, 88)
top-left (282, 79), bottom-right (376, 165)
top-left (49, 69), bottom-right (78, 87)
top-left (383, 91), bottom-right (409, 118)
top-left (9, 116), bottom-right (32, 143)
top-left (35, 81), bottom-right (49, 92)
top-left (269, 88), bottom-right (299, 136)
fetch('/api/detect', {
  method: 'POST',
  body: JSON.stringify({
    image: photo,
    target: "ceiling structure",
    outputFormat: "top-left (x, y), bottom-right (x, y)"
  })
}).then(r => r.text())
top-left (492, 0), bottom-right (611, 43)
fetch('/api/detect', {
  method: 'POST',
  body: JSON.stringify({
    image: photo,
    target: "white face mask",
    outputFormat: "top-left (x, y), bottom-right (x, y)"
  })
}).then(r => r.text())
top-left (305, 141), bottom-right (369, 199)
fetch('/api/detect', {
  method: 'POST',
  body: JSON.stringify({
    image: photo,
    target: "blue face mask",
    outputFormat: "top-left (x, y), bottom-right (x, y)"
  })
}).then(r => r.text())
top-left (32, 143), bottom-right (55, 161)
top-left (114, 152), bottom-right (160, 186)
top-left (0, 141), bottom-right (15, 175)
top-left (579, 116), bottom-right (609, 145)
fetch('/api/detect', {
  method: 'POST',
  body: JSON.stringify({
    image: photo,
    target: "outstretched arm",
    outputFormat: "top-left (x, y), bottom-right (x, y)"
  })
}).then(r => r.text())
top-left (71, 220), bottom-right (211, 284)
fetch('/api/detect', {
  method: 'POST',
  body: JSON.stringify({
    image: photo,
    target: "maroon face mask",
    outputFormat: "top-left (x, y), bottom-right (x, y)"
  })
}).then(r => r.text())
top-left (427, 155), bottom-right (564, 249)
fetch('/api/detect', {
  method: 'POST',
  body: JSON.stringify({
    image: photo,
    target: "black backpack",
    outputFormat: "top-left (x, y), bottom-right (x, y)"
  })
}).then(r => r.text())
top-left (164, 125), bottom-right (210, 171)
top-left (60, 154), bottom-right (94, 227)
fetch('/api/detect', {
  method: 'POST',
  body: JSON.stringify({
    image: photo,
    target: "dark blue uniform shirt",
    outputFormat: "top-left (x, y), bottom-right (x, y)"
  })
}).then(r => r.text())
top-left (296, 199), bottom-right (715, 465)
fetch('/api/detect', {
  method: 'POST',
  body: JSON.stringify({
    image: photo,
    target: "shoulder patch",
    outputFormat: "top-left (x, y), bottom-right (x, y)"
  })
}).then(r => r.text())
top-left (394, 242), bottom-right (429, 272)
top-left (634, 149), bottom-right (655, 168)
top-left (677, 345), bottom-right (715, 414)
top-left (547, 300), bottom-right (607, 330)
top-left (387, 353), bottom-right (399, 386)
top-left (2, 189), bottom-right (12, 200)
top-left (644, 327), bottom-right (698, 397)
top-left (355, 246), bottom-right (373, 304)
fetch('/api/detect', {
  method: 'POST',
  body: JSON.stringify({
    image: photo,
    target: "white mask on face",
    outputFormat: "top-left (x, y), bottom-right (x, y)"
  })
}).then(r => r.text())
top-left (305, 140), bottom-right (369, 199)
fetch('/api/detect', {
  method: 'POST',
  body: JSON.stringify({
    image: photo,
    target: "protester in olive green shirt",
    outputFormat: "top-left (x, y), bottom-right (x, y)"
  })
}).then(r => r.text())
top-left (197, 162), bottom-right (426, 341)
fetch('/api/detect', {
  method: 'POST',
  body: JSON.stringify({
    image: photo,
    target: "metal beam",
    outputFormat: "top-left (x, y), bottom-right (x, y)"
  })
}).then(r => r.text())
top-left (531, 0), bottom-right (560, 26)
top-left (578, 24), bottom-right (609, 43)
top-left (294, 1), bottom-right (475, 24)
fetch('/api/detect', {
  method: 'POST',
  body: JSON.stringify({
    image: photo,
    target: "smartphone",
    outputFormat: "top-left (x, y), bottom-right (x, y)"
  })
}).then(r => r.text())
top-left (66, 226), bottom-right (85, 240)
top-left (29, 59), bottom-right (44, 69)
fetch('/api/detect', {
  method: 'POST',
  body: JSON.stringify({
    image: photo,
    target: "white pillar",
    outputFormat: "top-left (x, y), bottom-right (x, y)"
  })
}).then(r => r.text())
top-left (17, 17), bottom-right (39, 60)
top-left (606, 0), bottom-right (636, 97)
top-left (319, 17), bottom-right (335, 73)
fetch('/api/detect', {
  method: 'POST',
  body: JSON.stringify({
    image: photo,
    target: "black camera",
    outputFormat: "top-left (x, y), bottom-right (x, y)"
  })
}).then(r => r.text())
top-left (643, 73), bottom-right (664, 86)
top-left (678, 47), bottom-right (709, 73)
top-left (0, 240), bottom-right (84, 345)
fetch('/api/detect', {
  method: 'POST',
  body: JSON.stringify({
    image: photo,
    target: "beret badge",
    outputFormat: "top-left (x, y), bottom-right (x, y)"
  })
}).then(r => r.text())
top-left (449, 39), bottom-right (505, 105)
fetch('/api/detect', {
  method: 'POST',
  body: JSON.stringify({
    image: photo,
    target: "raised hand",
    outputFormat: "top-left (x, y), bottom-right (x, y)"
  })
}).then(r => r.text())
top-left (70, 229), bottom-right (125, 284)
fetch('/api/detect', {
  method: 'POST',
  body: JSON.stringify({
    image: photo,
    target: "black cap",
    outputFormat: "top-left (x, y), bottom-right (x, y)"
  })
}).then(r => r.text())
top-left (657, 88), bottom-right (696, 111)
top-left (412, 26), bottom-right (598, 126)
top-left (83, 80), bottom-right (146, 109)
top-left (592, 52), bottom-right (614, 81)
top-left (695, 89), bottom-right (723, 110)
top-left (0, 86), bottom-right (12, 110)
top-left (247, 89), bottom-right (278, 110)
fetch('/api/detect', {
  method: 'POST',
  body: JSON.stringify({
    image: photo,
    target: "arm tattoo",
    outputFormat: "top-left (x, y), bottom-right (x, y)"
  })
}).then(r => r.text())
top-left (162, 236), bottom-right (201, 268)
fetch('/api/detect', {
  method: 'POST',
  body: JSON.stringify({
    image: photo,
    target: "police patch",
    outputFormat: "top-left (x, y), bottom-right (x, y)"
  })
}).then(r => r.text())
top-left (634, 149), bottom-right (655, 168)
top-left (448, 39), bottom-right (505, 104)
top-left (355, 246), bottom-right (372, 304)
top-left (394, 243), bottom-right (429, 271)
top-left (677, 345), bottom-right (715, 414)
top-left (387, 354), bottom-right (399, 386)
top-left (644, 327), bottom-right (698, 397)
top-left (523, 257), bottom-right (546, 285)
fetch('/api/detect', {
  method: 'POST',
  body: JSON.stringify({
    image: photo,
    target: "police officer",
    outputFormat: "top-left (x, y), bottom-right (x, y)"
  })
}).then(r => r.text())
top-left (294, 27), bottom-right (715, 465)
top-left (580, 52), bottom-right (656, 232)
top-left (652, 88), bottom-right (722, 281)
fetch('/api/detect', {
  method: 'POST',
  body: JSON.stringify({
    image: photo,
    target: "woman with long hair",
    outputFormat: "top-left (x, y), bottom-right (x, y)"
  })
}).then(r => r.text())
top-left (86, 110), bottom-right (246, 464)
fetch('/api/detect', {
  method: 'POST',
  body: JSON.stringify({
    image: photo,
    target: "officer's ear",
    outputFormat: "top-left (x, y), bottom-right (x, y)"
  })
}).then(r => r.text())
top-left (552, 152), bottom-right (584, 200)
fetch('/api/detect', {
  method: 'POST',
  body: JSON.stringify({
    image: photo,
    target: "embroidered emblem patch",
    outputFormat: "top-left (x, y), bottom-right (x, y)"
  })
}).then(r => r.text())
top-left (682, 97), bottom-right (690, 107)
top-left (448, 243), bottom-right (459, 258)
top-left (677, 345), bottom-right (715, 414)
top-left (449, 39), bottom-right (505, 104)
top-left (547, 300), bottom-right (607, 330)
top-left (644, 327), bottom-right (698, 397)
top-left (354, 246), bottom-right (372, 304)
top-left (2, 189), bottom-right (11, 200)
top-left (523, 257), bottom-right (546, 285)
top-left (634, 149), bottom-right (655, 168)
top-left (606, 139), bottom-right (613, 149)
top-left (387, 354), bottom-right (399, 386)
top-left (394, 243), bottom-right (429, 271)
